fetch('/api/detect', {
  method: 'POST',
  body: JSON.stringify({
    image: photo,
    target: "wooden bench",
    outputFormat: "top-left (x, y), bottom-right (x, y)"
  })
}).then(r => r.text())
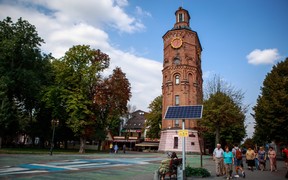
top-left (158, 158), bottom-right (182, 180)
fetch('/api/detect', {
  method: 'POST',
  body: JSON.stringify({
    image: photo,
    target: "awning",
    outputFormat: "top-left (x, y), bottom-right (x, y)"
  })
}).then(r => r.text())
top-left (113, 140), bottom-right (137, 142)
top-left (121, 129), bottom-right (142, 133)
top-left (135, 142), bottom-right (159, 147)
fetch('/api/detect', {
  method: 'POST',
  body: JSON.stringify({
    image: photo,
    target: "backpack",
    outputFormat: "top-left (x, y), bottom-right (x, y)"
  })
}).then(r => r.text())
top-left (236, 149), bottom-right (242, 160)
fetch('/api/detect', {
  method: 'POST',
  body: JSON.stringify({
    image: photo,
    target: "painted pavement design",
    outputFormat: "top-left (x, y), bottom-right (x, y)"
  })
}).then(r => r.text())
top-left (0, 157), bottom-right (162, 176)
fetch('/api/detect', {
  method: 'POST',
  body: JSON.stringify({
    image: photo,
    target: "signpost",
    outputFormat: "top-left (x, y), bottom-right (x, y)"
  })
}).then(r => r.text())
top-left (164, 105), bottom-right (203, 180)
top-left (178, 130), bottom-right (188, 137)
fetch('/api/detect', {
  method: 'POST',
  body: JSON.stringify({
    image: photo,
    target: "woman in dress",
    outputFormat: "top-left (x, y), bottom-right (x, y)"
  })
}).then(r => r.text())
top-left (268, 146), bottom-right (277, 172)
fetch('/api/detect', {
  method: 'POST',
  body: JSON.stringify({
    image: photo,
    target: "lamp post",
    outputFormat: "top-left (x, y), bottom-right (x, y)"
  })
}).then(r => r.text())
top-left (50, 119), bottom-right (59, 156)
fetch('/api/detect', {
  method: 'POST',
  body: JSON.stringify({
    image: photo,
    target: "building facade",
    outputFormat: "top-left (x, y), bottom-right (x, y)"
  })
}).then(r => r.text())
top-left (113, 110), bottom-right (147, 150)
top-left (158, 7), bottom-right (203, 153)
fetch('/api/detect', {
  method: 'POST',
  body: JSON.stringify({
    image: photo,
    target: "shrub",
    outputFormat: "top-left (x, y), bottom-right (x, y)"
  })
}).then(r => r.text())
top-left (185, 165), bottom-right (211, 177)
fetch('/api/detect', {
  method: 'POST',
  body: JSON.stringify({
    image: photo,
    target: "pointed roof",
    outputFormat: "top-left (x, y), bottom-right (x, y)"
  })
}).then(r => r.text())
top-left (123, 110), bottom-right (147, 129)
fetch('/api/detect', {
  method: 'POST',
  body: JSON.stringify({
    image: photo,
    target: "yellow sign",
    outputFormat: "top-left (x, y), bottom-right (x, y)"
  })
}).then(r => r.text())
top-left (178, 130), bottom-right (188, 137)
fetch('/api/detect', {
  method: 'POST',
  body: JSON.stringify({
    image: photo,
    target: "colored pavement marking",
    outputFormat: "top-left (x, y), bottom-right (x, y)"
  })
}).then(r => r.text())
top-left (0, 157), bottom-right (162, 177)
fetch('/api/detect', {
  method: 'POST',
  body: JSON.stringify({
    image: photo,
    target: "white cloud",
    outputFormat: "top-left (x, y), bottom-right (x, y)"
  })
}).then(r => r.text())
top-left (0, 0), bottom-right (160, 111)
top-left (135, 6), bottom-right (152, 17)
top-left (247, 48), bottom-right (281, 65)
top-left (114, 0), bottom-right (128, 7)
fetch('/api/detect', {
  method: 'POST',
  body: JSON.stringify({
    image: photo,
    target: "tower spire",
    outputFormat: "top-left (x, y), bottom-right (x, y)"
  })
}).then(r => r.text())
top-left (173, 7), bottom-right (191, 30)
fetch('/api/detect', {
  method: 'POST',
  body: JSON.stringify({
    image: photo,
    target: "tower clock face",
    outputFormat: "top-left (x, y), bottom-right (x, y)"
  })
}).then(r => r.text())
top-left (171, 37), bottom-right (182, 49)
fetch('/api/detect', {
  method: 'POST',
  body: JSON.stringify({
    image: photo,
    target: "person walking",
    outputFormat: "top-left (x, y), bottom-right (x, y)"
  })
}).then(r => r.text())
top-left (246, 147), bottom-right (255, 171)
top-left (213, 143), bottom-right (224, 176)
top-left (123, 144), bottom-right (126, 154)
top-left (258, 146), bottom-right (267, 171)
top-left (254, 147), bottom-right (259, 170)
top-left (283, 146), bottom-right (288, 179)
top-left (109, 143), bottom-right (114, 153)
top-left (268, 146), bottom-right (277, 172)
top-left (232, 144), bottom-right (245, 178)
top-left (282, 146), bottom-right (288, 169)
top-left (114, 144), bottom-right (119, 154)
top-left (223, 146), bottom-right (234, 180)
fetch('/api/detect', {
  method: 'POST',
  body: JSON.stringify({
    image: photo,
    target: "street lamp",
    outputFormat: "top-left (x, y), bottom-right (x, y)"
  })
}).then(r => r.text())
top-left (50, 119), bottom-right (59, 156)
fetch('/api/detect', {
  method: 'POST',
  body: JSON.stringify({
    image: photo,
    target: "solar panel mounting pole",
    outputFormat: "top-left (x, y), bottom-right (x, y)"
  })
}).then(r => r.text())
top-left (164, 105), bottom-right (203, 180)
top-left (182, 119), bottom-right (185, 179)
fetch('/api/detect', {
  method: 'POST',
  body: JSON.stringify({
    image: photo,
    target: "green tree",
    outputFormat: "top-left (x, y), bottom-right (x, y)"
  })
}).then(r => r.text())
top-left (0, 17), bottom-right (52, 147)
top-left (200, 75), bottom-right (246, 146)
top-left (43, 45), bottom-right (109, 153)
top-left (253, 58), bottom-right (288, 145)
top-left (145, 95), bottom-right (162, 139)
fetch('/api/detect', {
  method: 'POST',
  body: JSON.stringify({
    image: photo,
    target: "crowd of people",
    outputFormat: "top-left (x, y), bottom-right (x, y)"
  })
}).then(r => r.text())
top-left (213, 144), bottom-right (288, 179)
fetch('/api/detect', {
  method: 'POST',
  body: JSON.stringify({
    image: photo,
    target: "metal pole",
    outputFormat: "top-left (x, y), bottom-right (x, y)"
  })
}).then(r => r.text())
top-left (199, 135), bottom-right (203, 167)
top-left (182, 119), bottom-right (185, 179)
top-left (50, 124), bottom-right (56, 156)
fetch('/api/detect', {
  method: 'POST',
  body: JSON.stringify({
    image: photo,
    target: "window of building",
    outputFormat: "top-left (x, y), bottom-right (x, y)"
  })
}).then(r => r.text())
top-left (175, 95), bottom-right (179, 105)
top-left (174, 137), bottom-right (178, 149)
top-left (175, 95), bottom-right (180, 127)
top-left (178, 13), bottom-right (184, 22)
top-left (175, 120), bottom-right (179, 127)
top-left (175, 75), bottom-right (180, 85)
top-left (173, 57), bottom-right (180, 65)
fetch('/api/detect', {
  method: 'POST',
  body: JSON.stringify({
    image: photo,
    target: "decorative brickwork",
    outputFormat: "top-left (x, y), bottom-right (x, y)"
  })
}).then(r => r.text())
top-left (159, 7), bottom-right (203, 153)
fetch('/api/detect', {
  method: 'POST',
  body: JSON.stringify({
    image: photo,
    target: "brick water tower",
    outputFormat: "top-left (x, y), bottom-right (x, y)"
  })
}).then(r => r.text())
top-left (158, 7), bottom-right (203, 153)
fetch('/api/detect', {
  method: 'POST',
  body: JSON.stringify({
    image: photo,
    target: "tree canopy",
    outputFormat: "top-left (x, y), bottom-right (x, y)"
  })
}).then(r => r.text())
top-left (200, 75), bottom-right (246, 147)
top-left (93, 67), bottom-right (132, 141)
top-left (0, 16), bottom-right (132, 151)
top-left (253, 58), bottom-right (288, 145)
top-left (43, 45), bottom-right (111, 153)
top-left (0, 17), bottom-right (53, 146)
top-left (145, 95), bottom-right (162, 139)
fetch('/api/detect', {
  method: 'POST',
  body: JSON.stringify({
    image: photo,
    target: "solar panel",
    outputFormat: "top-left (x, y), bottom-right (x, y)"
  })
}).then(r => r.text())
top-left (164, 105), bottom-right (203, 120)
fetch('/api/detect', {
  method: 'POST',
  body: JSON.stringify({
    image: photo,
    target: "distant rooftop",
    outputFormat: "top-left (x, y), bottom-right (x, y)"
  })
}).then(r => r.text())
top-left (123, 110), bottom-right (147, 129)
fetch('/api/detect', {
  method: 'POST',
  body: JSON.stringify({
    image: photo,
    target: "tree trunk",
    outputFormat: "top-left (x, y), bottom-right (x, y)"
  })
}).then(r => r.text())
top-left (79, 137), bottom-right (86, 153)
top-left (215, 125), bottom-right (220, 146)
top-left (98, 140), bottom-right (102, 151)
top-left (0, 137), bottom-right (2, 149)
top-left (64, 140), bottom-right (68, 149)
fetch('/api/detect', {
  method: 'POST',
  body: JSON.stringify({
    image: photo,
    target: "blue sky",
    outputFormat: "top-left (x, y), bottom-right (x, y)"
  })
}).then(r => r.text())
top-left (1, 0), bottom-right (287, 138)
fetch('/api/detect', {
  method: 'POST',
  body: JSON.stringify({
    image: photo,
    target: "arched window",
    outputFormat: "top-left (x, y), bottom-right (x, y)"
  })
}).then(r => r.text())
top-left (178, 13), bottom-right (184, 22)
top-left (175, 75), bottom-right (180, 85)
top-left (173, 57), bottom-right (180, 65)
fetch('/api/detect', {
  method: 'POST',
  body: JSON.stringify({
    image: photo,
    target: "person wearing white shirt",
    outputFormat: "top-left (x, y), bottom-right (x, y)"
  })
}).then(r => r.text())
top-left (213, 143), bottom-right (224, 176)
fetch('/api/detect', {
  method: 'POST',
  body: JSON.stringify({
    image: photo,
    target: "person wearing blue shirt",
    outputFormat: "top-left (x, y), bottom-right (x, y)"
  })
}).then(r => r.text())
top-left (223, 146), bottom-right (234, 180)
